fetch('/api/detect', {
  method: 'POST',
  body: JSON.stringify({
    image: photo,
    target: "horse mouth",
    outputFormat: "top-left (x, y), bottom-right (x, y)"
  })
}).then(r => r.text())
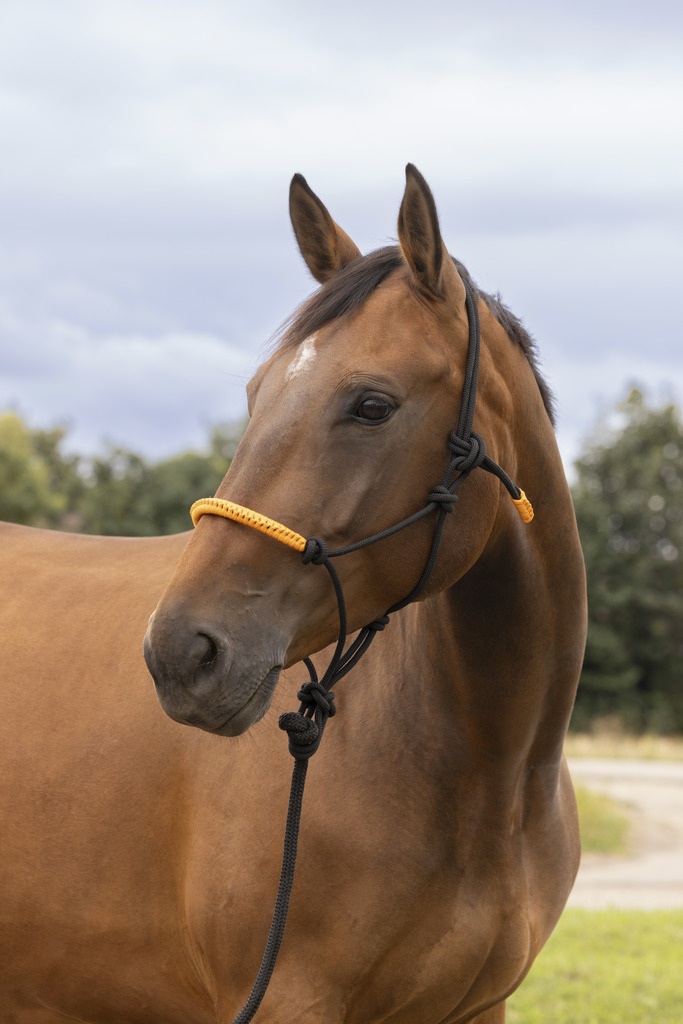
top-left (214, 664), bottom-right (283, 736)
top-left (161, 663), bottom-right (283, 738)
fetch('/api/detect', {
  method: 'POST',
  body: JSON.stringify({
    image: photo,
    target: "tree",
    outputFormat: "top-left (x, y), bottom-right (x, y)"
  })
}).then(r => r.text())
top-left (0, 412), bottom-right (246, 537)
top-left (0, 413), bottom-right (71, 526)
top-left (145, 447), bottom-right (231, 535)
top-left (30, 423), bottom-right (85, 527)
top-left (77, 447), bottom-right (155, 536)
top-left (141, 417), bottom-right (249, 536)
top-left (572, 389), bottom-right (683, 733)
top-left (76, 430), bottom-right (240, 537)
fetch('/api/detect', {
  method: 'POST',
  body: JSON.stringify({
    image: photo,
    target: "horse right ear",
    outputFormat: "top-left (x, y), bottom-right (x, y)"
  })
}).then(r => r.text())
top-left (398, 164), bottom-right (465, 305)
top-left (289, 174), bottom-right (362, 284)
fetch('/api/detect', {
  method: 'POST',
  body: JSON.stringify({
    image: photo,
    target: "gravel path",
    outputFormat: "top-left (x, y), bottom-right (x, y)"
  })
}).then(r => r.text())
top-left (567, 758), bottom-right (683, 910)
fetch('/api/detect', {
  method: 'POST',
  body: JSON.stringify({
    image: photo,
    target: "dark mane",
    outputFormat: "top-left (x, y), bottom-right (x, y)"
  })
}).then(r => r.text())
top-left (274, 245), bottom-right (555, 426)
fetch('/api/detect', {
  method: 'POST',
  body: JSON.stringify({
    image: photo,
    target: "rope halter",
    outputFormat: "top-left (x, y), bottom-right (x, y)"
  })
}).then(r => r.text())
top-left (186, 279), bottom-right (534, 1024)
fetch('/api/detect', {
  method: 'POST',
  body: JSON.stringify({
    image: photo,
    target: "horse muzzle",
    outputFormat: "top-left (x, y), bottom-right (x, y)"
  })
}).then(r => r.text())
top-left (143, 608), bottom-right (285, 736)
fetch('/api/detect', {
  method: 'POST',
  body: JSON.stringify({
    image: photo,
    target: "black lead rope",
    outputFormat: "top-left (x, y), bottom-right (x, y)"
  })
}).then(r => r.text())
top-left (229, 281), bottom-right (524, 1023)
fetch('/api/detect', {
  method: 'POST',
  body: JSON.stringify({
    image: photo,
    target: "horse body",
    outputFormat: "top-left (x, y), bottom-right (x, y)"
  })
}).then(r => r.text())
top-left (0, 167), bottom-right (585, 1023)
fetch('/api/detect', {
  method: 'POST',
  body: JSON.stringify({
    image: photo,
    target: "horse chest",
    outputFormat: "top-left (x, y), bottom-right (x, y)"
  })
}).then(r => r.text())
top-left (194, 769), bottom-right (532, 1024)
top-left (244, 869), bottom-right (532, 1024)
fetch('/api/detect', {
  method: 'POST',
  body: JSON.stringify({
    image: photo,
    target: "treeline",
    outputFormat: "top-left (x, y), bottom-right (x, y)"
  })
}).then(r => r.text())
top-left (571, 389), bottom-right (683, 734)
top-left (2, 389), bottom-right (682, 734)
top-left (0, 412), bottom-right (245, 536)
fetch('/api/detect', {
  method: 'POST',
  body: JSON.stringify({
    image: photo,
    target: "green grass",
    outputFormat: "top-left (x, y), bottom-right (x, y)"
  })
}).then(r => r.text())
top-left (575, 784), bottom-right (631, 855)
top-left (508, 909), bottom-right (683, 1024)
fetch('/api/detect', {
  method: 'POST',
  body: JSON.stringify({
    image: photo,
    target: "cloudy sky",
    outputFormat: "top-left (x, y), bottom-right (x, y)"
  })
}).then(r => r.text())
top-left (1, 0), bottom-right (681, 476)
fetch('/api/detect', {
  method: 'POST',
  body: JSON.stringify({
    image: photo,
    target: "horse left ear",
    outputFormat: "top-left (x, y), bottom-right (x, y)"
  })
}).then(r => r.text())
top-left (289, 174), bottom-right (362, 284)
top-left (398, 164), bottom-right (464, 303)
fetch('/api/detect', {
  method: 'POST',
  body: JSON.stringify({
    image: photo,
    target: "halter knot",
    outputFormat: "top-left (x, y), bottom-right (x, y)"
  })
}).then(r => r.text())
top-left (297, 680), bottom-right (336, 718)
top-left (448, 430), bottom-right (487, 473)
top-left (302, 536), bottom-right (329, 565)
top-left (368, 614), bottom-right (390, 631)
top-left (428, 485), bottom-right (458, 512)
top-left (278, 711), bottom-right (322, 759)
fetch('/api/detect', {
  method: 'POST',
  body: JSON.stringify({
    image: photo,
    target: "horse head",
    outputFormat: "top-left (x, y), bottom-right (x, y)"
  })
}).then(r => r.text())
top-left (144, 165), bottom-right (554, 736)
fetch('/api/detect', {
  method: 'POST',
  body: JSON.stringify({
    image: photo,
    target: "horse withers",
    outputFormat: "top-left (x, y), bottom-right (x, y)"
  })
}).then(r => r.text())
top-left (0, 166), bottom-right (586, 1023)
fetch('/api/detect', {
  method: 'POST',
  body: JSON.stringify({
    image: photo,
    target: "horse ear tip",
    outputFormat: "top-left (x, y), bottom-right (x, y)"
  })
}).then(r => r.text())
top-left (290, 172), bottom-right (308, 191)
top-left (404, 164), bottom-right (429, 193)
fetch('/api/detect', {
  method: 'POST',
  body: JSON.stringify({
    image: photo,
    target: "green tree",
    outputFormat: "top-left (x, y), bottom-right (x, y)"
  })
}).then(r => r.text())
top-left (146, 447), bottom-right (230, 535)
top-left (0, 413), bottom-right (70, 526)
top-left (75, 418), bottom-right (246, 536)
top-left (142, 417), bottom-right (248, 534)
top-left (572, 389), bottom-right (683, 733)
top-left (77, 447), bottom-right (155, 536)
top-left (30, 423), bottom-right (84, 527)
top-left (0, 411), bottom-right (246, 537)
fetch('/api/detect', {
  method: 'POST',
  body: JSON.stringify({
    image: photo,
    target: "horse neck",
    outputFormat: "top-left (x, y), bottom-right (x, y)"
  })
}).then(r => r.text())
top-left (361, 428), bottom-right (585, 783)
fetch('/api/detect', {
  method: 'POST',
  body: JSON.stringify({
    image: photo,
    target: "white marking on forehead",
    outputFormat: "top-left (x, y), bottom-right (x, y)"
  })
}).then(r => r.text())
top-left (285, 336), bottom-right (317, 381)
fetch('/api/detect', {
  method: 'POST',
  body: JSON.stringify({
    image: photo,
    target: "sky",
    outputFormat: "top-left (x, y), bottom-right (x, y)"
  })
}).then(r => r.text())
top-left (1, 0), bottom-right (681, 477)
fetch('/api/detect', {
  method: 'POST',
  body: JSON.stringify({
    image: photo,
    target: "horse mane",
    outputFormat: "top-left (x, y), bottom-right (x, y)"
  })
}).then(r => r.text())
top-left (274, 246), bottom-right (556, 427)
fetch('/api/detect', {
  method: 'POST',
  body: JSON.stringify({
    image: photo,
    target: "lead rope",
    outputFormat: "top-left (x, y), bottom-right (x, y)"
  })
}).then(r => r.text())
top-left (189, 281), bottom-right (533, 1022)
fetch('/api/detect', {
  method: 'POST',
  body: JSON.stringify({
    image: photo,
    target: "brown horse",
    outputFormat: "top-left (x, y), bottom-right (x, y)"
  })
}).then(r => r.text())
top-left (0, 166), bottom-right (586, 1023)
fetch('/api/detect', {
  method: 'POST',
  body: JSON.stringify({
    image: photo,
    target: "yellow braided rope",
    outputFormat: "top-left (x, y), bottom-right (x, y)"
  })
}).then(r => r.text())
top-left (190, 498), bottom-right (307, 552)
top-left (511, 489), bottom-right (534, 523)
top-left (190, 487), bottom-right (532, 552)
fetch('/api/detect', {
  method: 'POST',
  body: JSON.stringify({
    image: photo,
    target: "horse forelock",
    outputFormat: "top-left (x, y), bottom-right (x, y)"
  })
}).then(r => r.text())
top-left (271, 246), bottom-right (555, 427)
top-left (271, 246), bottom-right (404, 355)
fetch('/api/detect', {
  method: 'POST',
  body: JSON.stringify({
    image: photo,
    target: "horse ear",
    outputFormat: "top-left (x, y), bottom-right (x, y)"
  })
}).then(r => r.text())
top-left (398, 164), bottom-right (462, 301)
top-left (289, 173), bottom-right (362, 284)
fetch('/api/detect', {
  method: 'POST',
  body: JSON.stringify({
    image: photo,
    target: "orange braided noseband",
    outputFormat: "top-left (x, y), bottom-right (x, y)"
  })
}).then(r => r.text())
top-left (190, 488), bottom-right (533, 552)
top-left (190, 498), bottom-right (306, 552)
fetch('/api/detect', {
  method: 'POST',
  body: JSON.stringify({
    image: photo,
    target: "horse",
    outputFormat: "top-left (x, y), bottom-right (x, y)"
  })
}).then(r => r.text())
top-left (0, 165), bottom-right (586, 1023)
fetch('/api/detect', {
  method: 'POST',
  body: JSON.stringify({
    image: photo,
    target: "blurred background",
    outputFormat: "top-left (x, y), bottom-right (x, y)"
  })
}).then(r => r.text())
top-left (1, 0), bottom-right (682, 734)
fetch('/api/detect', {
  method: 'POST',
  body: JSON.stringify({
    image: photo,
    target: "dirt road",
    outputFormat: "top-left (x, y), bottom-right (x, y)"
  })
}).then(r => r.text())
top-left (567, 758), bottom-right (683, 910)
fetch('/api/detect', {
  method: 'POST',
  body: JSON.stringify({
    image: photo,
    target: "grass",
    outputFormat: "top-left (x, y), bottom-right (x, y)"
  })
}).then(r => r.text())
top-left (506, 731), bottom-right (683, 1020)
top-left (574, 784), bottom-right (631, 855)
top-left (508, 909), bottom-right (683, 1023)
top-left (565, 729), bottom-right (683, 761)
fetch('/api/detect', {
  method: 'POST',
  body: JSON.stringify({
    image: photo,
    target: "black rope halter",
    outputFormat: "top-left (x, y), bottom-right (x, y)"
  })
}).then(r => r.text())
top-left (193, 279), bottom-right (532, 1023)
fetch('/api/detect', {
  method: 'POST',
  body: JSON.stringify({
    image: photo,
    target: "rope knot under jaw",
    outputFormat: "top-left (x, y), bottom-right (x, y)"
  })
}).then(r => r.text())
top-left (301, 536), bottom-right (329, 565)
top-left (297, 680), bottom-right (336, 718)
top-left (278, 712), bottom-right (322, 760)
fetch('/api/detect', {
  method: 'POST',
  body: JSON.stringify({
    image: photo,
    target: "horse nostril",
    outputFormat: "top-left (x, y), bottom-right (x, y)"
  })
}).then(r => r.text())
top-left (197, 632), bottom-right (219, 669)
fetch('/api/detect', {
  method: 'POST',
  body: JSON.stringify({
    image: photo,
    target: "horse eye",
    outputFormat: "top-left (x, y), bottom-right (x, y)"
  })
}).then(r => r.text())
top-left (354, 395), bottom-right (394, 423)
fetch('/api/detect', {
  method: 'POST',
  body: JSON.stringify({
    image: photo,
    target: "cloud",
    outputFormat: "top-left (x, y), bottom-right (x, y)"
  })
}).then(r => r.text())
top-left (0, 296), bottom-right (253, 457)
top-left (2, 2), bottom-right (680, 202)
top-left (0, 0), bottom-right (681, 473)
